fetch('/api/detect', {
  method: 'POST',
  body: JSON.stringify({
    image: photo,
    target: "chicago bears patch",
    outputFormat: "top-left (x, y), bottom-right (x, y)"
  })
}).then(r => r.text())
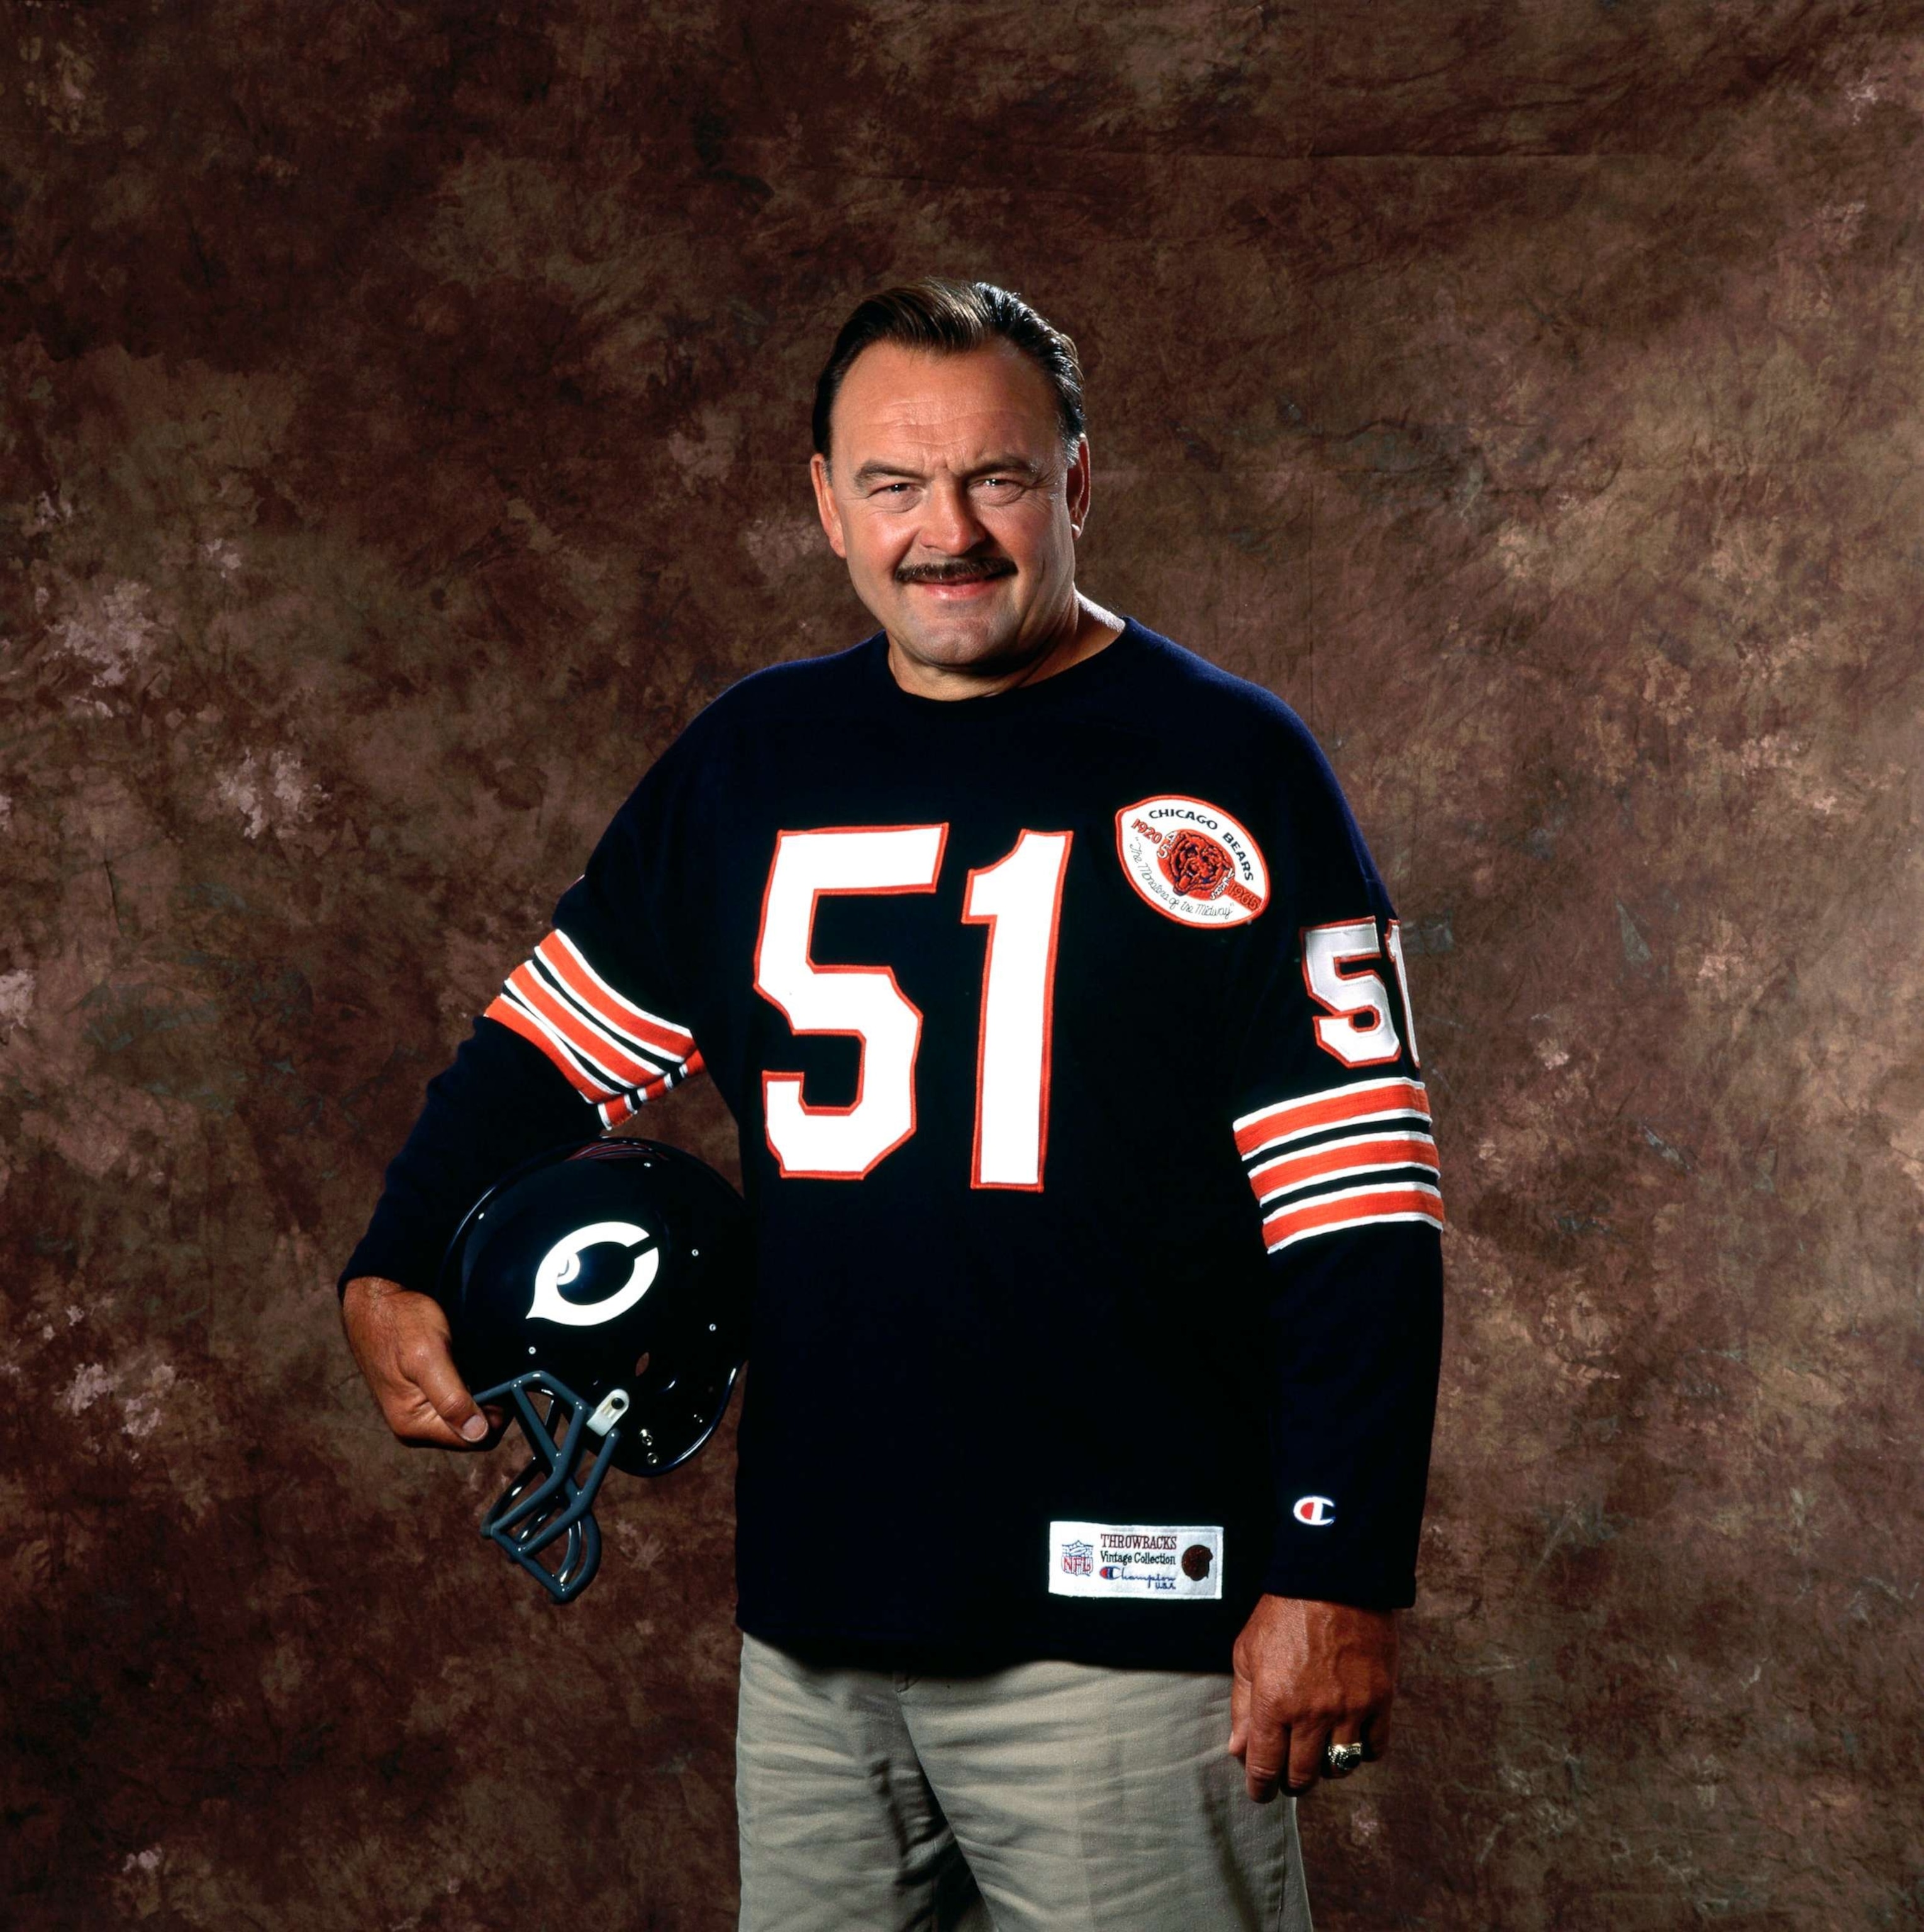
top-left (1115, 796), bottom-right (1269, 928)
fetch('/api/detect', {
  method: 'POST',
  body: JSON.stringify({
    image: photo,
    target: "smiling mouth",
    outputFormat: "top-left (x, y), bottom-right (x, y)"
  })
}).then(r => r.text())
top-left (897, 561), bottom-right (1016, 587)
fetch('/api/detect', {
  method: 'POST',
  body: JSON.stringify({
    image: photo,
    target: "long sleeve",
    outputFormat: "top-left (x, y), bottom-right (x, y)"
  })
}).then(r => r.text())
top-left (1222, 730), bottom-right (1445, 1609)
top-left (336, 1016), bottom-right (590, 1297)
top-left (337, 740), bottom-right (706, 1301)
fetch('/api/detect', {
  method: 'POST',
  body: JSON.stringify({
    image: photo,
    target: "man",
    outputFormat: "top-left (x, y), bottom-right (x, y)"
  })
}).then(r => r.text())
top-left (341, 279), bottom-right (1444, 1930)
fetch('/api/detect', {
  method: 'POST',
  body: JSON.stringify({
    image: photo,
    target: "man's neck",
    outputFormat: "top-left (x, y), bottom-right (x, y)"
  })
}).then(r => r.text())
top-left (885, 593), bottom-right (1126, 702)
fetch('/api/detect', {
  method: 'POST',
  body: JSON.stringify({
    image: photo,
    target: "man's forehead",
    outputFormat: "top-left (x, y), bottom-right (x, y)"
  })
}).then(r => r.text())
top-left (831, 341), bottom-right (1062, 467)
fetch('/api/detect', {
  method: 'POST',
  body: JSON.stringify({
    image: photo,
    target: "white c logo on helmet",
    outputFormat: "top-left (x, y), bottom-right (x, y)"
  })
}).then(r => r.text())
top-left (1293, 1496), bottom-right (1337, 1527)
top-left (528, 1221), bottom-right (659, 1327)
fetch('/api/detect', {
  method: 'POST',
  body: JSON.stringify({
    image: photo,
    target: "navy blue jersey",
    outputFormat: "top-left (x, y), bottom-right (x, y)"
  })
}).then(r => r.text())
top-left (342, 617), bottom-right (1444, 1668)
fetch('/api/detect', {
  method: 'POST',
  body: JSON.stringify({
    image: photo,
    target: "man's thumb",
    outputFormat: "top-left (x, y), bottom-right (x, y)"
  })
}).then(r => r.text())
top-left (411, 1340), bottom-right (489, 1441)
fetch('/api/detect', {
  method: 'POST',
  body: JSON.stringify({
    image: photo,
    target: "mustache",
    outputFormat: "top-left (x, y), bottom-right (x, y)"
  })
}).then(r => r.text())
top-left (894, 557), bottom-right (1018, 586)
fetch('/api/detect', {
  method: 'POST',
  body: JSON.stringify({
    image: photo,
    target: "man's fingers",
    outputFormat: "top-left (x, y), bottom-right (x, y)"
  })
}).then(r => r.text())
top-left (403, 1337), bottom-right (489, 1444)
top-left (1242, 1707), bottom-right (1288, 1804)
top-left (1364, 1704), bottom-right (1393, 1761)
top-left (1285, 1721), bottom-right (1327, 1796)
top-left (343, 1279), bottom-right (501, 1452)
top-left (1228, 1659), bottom-right (1252, 1759)
top-left (394, 1407), bottom-right (475, 1450)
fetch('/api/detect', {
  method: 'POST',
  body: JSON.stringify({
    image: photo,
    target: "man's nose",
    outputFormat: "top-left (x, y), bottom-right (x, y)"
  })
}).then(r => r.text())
top-left (917, 476), bottom-right (989, 554)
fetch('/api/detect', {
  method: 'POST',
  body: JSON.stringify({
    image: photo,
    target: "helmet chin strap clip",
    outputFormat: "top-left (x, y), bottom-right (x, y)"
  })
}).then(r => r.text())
top-left (471, 1370), bottom-right (628, 1604)
top-left (586, 1389), bottom-right (630, 1436)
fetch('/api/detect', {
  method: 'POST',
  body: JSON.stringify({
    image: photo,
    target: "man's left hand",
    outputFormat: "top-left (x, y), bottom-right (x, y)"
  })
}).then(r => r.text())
top-left (1227, 1593), bottom-right (1398, 1803)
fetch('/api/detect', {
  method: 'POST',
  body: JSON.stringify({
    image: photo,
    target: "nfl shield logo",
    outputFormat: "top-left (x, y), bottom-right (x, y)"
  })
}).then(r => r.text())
top-left (1062, 1540), bottom-right (1094, 1578)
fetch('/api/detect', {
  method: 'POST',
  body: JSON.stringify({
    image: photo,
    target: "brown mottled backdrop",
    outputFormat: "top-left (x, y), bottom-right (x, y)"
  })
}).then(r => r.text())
top-left (3, 4), bottom-right (1920, 1927)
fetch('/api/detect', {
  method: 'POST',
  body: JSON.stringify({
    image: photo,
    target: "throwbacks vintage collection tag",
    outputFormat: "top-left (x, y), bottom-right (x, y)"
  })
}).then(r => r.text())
top-left (1047, 1521), bottom-right (1225, 1601)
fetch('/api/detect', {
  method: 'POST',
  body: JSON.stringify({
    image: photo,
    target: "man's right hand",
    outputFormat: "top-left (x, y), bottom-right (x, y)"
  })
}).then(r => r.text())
top-left (341, 1275), bottom-right (504, 1448)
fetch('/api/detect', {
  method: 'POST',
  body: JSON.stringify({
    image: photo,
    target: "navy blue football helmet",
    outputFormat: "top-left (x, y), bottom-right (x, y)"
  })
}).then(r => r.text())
top-left (438, 1138), bottom-right (751, 1602)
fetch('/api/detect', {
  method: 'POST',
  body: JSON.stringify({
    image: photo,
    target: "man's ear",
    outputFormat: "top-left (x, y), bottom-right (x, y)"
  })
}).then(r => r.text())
top-left (1066, 436), bottom-right (1093, 538)
top-left (810, 453), bottom-right (848, 559)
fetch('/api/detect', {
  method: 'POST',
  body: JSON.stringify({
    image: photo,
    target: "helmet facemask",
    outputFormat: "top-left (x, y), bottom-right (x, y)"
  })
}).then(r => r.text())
top-left (474, 1370), bottom-right (632, 1602)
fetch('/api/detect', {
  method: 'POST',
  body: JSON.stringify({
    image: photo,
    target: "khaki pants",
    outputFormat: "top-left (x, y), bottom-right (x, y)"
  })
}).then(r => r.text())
top-left (736, 1632), bottom-right (1314, 1931)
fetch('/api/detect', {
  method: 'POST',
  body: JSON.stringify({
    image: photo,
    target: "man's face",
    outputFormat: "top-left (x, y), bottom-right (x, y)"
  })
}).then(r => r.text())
top-left (810, 340), bottom-right (1091, 676)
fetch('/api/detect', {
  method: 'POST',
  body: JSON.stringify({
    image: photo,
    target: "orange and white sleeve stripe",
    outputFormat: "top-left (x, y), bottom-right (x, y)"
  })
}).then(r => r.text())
top-left (484, 928), bottom-right (703, 1130)
top-left (1233, 1075), bottom-right (1443, 1254)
